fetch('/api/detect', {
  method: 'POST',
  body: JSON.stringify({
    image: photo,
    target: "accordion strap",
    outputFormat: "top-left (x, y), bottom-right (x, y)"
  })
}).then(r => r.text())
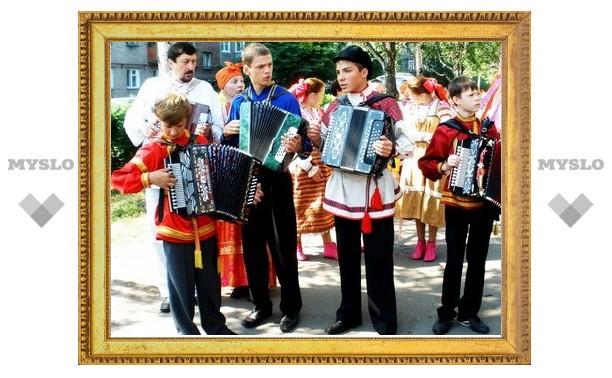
top-left (187, 131), bottom-right (198, 144)
top-left (440, 118), bottom-right (495, 137)
top-left (243, 84), bottom-right (288, 103)
top-left (439, 119), bottom-right (477, 137)
top-left (157, 187), bottom-right (165, 222)
top-left (336, 93), bottom-right (394, 107)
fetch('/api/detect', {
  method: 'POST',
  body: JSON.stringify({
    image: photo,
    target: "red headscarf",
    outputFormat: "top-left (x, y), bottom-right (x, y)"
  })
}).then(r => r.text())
top-left (288, 79), bottom-right (310, 103)
top-left (215, 61), bottom-right (244, 90)
top-left (423, 78), bottom-right (449, 103)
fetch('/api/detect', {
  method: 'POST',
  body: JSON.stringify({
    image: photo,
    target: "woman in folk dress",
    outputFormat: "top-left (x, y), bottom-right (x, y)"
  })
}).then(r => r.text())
top-left (397, 77), bottom-right (452, 262)
top-left (215, 62), bottom-right (276, 298)
top-left (288, 77), bottom-right (337, 261)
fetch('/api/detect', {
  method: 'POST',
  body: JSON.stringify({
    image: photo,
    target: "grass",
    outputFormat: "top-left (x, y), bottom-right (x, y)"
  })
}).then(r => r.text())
top-left (110, 190), bottom-right (146, 222)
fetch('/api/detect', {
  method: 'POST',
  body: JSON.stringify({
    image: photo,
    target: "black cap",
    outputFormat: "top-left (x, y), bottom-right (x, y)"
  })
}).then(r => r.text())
top-left (333, 45), bottom-right (373, 79)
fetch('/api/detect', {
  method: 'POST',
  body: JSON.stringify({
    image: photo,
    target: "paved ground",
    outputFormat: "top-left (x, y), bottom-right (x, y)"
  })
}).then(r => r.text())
top-left (110, 215), bottom-right (502, 338)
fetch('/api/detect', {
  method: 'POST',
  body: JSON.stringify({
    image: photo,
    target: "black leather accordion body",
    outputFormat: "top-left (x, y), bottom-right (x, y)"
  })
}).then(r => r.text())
top-left (164, 144), bottom-right (258, 222)
top-left (449, 136), bottom-right (501, 208)
top-left (321, 104), bottom-right (394, 177)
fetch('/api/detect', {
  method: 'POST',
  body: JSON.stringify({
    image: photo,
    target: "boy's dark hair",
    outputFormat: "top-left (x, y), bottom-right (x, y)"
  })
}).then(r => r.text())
top-left (448, 76), bottom-right (479, 99)
top-left (167, 42), bottom-right (197, 62)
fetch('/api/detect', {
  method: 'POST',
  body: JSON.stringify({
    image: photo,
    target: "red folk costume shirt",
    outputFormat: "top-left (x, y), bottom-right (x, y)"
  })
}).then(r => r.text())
top-left (111, 131), bottom-right (216, 243)
top-left (417, 115), bottom-right (500, 210)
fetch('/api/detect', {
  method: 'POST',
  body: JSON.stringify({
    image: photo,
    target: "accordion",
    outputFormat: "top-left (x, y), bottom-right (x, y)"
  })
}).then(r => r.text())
top-left (187, 102), bottom-right (211, 134)
top-left (164, 144), bottom-right (258, 222)
top-left (239, 101), bottom-right (308, 171)
top-left (449, 136), bottom-right (501, 208)
top-left (321, 105), bottom-right (393, 177)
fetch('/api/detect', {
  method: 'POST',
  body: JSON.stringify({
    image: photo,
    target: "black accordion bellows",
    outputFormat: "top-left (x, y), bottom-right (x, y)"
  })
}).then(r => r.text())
top-left (165, 144), bottom-right (258, 222)
top-left (321, 105), bottom-right (394, 177)
top-left (239, 101), bottom-right (308, 171)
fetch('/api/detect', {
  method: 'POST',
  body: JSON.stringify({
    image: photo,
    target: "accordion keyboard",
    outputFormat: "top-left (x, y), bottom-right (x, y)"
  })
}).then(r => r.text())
top-left (167, 163), bottom-right (186, 209)
top-left (450, 145), bottom-right (470, 190)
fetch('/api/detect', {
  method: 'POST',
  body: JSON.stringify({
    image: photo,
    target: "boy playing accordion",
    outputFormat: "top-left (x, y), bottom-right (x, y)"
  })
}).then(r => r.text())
top-left (418, 76), bottom-right (501, 335)
top-left (112, 91), bottom-right (263, 336)
top-left (309, 45), bottom-right (412, 335)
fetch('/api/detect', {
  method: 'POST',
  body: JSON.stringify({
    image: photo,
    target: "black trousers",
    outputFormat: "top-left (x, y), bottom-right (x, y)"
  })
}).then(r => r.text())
top-left (163, 237), bottom-right (233, 335)
top-left (437, 205), bottom-right (495, 321)
top-left (242, 168), bottom-right (302, 316)
top-left (333, 216), bottom-right (397, 335)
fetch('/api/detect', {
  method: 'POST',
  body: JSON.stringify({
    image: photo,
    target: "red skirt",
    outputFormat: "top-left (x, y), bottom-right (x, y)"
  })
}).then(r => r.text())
top-left (216, 220), bottom-right (277, 288)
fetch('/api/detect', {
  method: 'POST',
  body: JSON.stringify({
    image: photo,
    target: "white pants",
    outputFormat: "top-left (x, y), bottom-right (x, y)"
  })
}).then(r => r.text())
top-left (145, 187), bottom-right (169, 298)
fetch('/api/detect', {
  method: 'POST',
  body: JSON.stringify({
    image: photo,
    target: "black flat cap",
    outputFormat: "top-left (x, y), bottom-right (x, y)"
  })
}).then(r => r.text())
top-left (333, 45), bottom-right (373, 79)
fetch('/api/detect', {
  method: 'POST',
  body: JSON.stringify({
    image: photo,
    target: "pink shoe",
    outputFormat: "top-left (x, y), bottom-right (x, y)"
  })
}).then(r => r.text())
top-left (424, 241), bottom-right (437, 262)
top-left (411, 240), bottom-right (426, 260)
top-left (323, 242), bottom-right (338, 260)
top-left (296, 243), bottom-right (307, 261)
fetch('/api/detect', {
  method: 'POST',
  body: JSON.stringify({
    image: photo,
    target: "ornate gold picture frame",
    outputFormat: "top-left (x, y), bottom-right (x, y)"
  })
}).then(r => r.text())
top-left (78, 11), bottom-right (530, 364)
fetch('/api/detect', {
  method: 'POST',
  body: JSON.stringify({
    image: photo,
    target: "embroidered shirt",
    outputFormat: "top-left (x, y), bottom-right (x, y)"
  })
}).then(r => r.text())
top-left (319, 87), bottom-right (411, 220)
top-left (111, 132), bottom-right (217, 243)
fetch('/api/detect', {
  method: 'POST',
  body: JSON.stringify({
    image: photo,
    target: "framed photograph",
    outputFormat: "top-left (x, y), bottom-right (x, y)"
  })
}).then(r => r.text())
top-left (79, 10), bottom-right (530, 364)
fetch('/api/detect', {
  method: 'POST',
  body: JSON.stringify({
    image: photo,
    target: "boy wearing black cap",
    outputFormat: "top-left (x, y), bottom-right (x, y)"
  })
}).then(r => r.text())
top-left (308, 45), bottom-right (412, 335)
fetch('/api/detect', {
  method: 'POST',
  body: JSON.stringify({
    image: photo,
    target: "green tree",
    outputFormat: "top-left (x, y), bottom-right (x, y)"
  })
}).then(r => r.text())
top-left (418, 42), bottom-right (501, 89)
top-left (110, 98), bottom-right (138, 171)
top-left (362, 42), bottom-right (400, 98)
top-left (263, 42), bottom-right (345, 87)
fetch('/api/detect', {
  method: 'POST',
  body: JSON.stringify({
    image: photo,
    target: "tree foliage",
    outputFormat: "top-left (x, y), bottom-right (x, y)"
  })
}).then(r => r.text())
top-left (362, 42), bottom-right (399, 98)
top-left (111, 98), bottom-right (138, 171)
top-left (263, 42), bottom-right (346, 87)
top-left (362, 41), bottom-right (501, 95)
top-left (249, 41), bottom-right (500, 95)
top-left (419, 42), bottom-right (501, 89)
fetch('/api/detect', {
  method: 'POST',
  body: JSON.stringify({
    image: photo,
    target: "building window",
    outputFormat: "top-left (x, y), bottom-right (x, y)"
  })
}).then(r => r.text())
top-left (221, 42), bottom-right (231, 52)
top-left (202, 52), bottom-right (212, 68)
top-left (235, 42), bottom-right (245, 52)
top-left (126, 69), bottom-right (140, 89)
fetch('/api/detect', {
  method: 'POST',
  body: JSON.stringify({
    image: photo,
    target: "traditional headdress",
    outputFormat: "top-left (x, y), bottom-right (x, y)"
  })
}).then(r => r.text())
top-left (215, 61), bottom-right (244, 90)
top-left (288, 78), bottom-right (310, 103)
top-left (423, 78), bottom-right (449, 103)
